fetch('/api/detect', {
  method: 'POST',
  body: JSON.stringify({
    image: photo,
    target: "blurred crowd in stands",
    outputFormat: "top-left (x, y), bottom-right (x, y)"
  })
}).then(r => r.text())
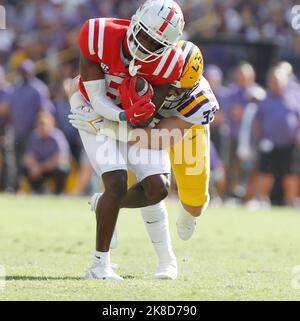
top-left (0, 0), bottom-right (300, 208)
top-left (207, 61), bottom-right (300, 209)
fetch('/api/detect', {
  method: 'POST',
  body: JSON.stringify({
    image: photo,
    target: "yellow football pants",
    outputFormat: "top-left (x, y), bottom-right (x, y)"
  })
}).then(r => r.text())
top-left (127, 125), bottom-right (210, 207)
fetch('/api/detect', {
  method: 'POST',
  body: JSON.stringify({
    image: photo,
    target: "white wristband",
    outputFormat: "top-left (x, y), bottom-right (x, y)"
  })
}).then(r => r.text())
top-left (83, 79), bottom-right (123, 122)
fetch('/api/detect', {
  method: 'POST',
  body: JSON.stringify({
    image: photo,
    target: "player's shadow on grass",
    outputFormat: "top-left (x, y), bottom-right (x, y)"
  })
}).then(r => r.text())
top-left (6, 275), bottom-right (83, 281)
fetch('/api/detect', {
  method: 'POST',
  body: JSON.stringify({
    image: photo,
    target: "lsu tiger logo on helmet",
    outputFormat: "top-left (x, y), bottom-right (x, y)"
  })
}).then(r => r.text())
top-left (165, 41), bottom-right (204, 108)
top-left (173, 40), bottom-right (204, 89)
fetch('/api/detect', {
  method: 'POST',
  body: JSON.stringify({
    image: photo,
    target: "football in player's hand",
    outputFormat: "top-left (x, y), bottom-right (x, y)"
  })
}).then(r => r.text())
top-left (119, 76), bottom-right (153, 110)
top-left (119, 76), bottom-right (155, 127)
top-left (135, 77), bottom-right (153, 98)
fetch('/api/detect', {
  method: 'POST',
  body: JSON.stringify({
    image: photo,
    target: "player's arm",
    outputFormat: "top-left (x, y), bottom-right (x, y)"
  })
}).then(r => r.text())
top-left (75, 19), bottom-right (129, 122)
top-left (135, 51), bottom-right (184, 127)
top-left (152, 85), bottom-right (171, 112)
top-left (66, 75), bottom-right (155, 134)
top-left (79, 51), bottom-right (103, 81)
top-left (129, 93), bottom-right (218, 149)
top-left (78, 51), bottom-right (127, 122)
top-left (76, 52), bottom-right (155, 124)
top-left (128, 116), bottom-right (193, 150)
top-left (135, 84), bottom-right (171, 128)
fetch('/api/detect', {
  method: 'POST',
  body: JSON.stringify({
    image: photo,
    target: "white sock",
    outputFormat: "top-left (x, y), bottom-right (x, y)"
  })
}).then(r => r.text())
top-left (93, 250), bottom-right (110, 266)
top-left (140, 201), bottom-right (176, 264)
top-left (179, 202), bottom-right (197, 222)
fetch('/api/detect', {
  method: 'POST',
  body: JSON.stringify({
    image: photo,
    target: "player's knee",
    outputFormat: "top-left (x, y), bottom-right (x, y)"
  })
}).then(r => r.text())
top-left (147, 184), bottom-right (169, 204)
top-left (182, 204), bottom-right (205, 217)
top-left (142, 175), bottom-right (170, 204)
top-left (103, 171), bottom-right (128, 200)
top-left (108, 179), bottom-right (128, 200)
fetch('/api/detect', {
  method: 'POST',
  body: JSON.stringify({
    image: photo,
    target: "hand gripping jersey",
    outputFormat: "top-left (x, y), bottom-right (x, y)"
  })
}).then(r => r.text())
top-left (154, 76), bottom-right (219, 126)
top-left (78, 18), bottom-right (184, 105)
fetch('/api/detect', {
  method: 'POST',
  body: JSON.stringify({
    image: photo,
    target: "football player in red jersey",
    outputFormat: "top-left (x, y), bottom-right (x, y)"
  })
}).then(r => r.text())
top-left (69, 0), bottom-right (185, 280)
top-left (69, 41), bottom-right (220, 281)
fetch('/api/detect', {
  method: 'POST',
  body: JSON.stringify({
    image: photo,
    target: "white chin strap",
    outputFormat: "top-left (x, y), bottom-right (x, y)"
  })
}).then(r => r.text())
top-left (129, 59), bottom-right (142, 76)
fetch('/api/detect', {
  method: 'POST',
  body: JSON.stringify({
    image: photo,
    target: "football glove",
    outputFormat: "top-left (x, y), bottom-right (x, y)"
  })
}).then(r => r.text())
top-left (68, 105), bottom-right (103, 135)
top-left (124, 96), bottom-right (156, 124)
top-left (119, 76), bottom-right (153, 110)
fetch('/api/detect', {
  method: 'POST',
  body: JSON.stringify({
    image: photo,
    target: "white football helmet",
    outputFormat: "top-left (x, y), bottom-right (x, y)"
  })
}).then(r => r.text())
top-left (127, 0), bottom-right (185, 63)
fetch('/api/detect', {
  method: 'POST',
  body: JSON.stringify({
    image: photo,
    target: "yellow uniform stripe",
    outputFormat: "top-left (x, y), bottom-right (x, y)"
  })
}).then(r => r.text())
top-left (179, 94), bottom-right (207, 116)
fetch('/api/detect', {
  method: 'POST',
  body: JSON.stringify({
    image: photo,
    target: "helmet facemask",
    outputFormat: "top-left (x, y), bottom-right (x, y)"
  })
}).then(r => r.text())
top-left (165, 83), bottom-right (199, 109)
top-left (127, 14), bottom-right (173, 63)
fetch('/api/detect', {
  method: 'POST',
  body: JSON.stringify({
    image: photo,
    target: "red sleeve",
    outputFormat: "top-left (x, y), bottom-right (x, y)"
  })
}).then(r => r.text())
top-left (78, 19), bottom-right (101, 63)
top-left (79, 78), bottom-right (89, 101)
top-left (163, 52), bottom-right (184, 84)
top-left (144, 48), bottom-right (184, 86)
top-left (167, 61), bottom-right (183, 83)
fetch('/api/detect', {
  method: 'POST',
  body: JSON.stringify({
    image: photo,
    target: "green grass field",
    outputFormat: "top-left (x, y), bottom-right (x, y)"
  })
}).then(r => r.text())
top-left (0, 194), bottom-right (300, 301)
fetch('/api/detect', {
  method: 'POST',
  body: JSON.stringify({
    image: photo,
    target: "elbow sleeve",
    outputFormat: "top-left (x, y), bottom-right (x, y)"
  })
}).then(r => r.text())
top-left (83, 79), bottom-right (123, 122)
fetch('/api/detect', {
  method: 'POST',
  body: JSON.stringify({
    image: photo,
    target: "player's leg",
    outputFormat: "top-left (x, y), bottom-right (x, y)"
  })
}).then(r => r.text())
top-left (90, 168), bottom-right (169, 211)
top-left (80, 130), bottom-right (126, 281)
top-left (89, 171), bottom-right (172, 258)
top-left (170, 125), bottom-right (210, 240)
top-left (89, 172), bottom-right (171, 253)
top-left (120, 173), bottom-right (169, 208)
top-left (120, 144), bottom-right (171, 207)
top-left (140, 200), bottom-right (177, 279)
top-left (90, 174), bottom-right (175, 276)
top-left (180, 202), bottom-right (205, 217)
top-left (90, 149), bottom-right (171, 209)
top-left (128, 147), bottom-right (177, 279)
top-left (89, 147), bottom-right (176, 279)
top-left (96, 170), bottom-right (127, 251)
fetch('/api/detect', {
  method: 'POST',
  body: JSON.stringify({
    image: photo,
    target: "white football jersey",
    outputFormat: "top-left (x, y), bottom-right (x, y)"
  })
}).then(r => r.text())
top-left (153, 76), bottom-right (219, 126)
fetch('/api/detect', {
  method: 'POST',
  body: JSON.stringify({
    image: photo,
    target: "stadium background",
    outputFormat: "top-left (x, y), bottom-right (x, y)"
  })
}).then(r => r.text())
top-left (0, 0), bottom-right (300, 206)
top-left (0, 0), bottom-right (300, 302)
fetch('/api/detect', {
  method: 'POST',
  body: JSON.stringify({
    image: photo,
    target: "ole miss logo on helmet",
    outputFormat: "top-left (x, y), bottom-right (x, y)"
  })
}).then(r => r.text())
top-left (156, 1), bottom-right (183, 36)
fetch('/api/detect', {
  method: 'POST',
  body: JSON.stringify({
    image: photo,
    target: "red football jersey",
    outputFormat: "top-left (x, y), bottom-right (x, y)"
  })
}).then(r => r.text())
top-left (78, 18), bottom-right (184, 104)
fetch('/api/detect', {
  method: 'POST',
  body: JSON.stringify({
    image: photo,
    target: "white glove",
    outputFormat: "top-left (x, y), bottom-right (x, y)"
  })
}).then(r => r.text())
top-left (68, 104), bottom-right (133, 141)
top-left (68, 91), bottom-right (103, 134)
top-left (68, 91), bottom-right (133, 140)
top-left (68, 105), bottom-right (103, 135)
